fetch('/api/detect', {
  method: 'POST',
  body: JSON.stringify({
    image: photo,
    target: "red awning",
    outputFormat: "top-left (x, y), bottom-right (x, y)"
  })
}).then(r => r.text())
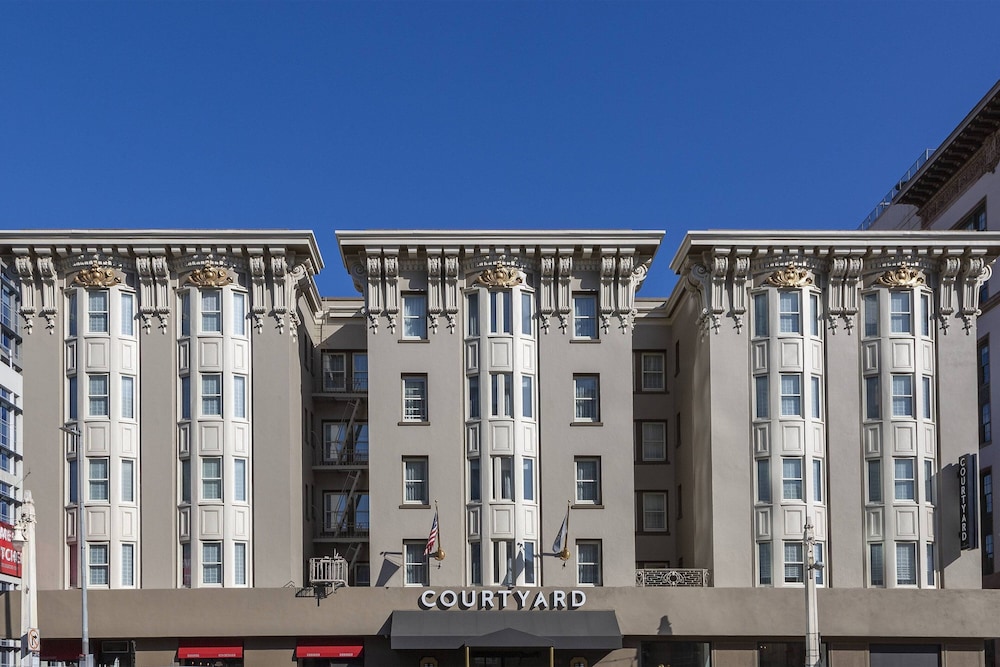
top-left (178, 645), bottom-right (244, 659)
top-left (40, 639), bottom-right (81, 661)
top-left (295, 644), bottom-right (363, 659)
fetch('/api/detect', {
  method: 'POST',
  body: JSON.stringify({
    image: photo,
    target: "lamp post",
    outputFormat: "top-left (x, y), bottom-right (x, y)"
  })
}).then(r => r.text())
top-left (60, 425), bottom-right (92, 667)
top-left (11, 490), bottom-right (39, 667)
top-left (803, 519), bottom-right (823, 667)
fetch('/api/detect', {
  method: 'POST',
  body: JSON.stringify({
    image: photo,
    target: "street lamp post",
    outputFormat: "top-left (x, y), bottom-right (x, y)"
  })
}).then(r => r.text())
top-left (60, 426), bottom-right (92, 667)
top-left (804, 519), bottom-right (822, 667)
top-left (11, 490), bottom-right (39, 667)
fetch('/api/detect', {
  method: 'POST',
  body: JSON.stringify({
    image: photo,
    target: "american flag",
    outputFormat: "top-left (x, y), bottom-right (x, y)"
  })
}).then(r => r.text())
top-left (423, 509), bottom-right (439, 556)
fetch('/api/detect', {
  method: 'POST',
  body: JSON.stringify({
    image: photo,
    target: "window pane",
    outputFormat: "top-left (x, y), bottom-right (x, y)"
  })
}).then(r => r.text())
top-left (782, 458), bottom-right (802, 500)
top-left (865, 376), bottom-right (880, 419)
top-left (233, 292), bottom-right (247, 336)
top-left (753, 293), bottom-right (768, 337)
top-left (576, 458), bottom-right (600, 503)
top-left (467, 292), bottom-right (479, 336)
top-left (780, 374), bottom-right (801, 416)
top-left (201, 290), bottom-right (222, 333)
top-left (202, 542), bottom-right (222, 584)
top-left (755, 376), bottom-right (769, 419)
top-left (121, 459), bottom-right (134, 503)
top-left (758, 542), bottom-right (772, 585)
top-left (863, 293), bottom-right (878, 337)
top-left (233, 376), bottom-right (247, 419)
top-left (574, 376), bottom-right (599, 421)
top-left (757, 460), bottom-right (771, 503)
top-left (892, 375), bottom-right (913, 417)
top-left (577, 542), bottom-right (601, 585)
top-left (778, 291), bottom-right (800, 333)
top-left (894, 458), bottom-right (915, 500)
top-left (403, 294), bottom-right (428, 339)
top-left (469, 458), bottom-right (481, 502)
top-left (404, 458), bottom-right (428, 504)
top-left (468, 376), bottom-right (480, 418)
top-left (521, 292), bottom-right (533, 335)
top-left (890, 291), bottom-right (911, 333)
top-left (235, 543), bottom-right (247, 585)
top-left (121, 375), bottom-right (134, 419)
top-left (642, 422), bottom-right (667, 461)
top-left (202, 374), bottom-right (222, 416)
top-left (811, 376), bottom-right (821, 419)
top-left (573, 295), bottom-right (597, 339)
top-left (121, 292), bottom-right (135, 336)
top-left (896, 543), bottom-right (916, 585)
top-left (521, 376), bottom-right (533, 419)
top-left (121, 543), bottom-right (134, 587)
top-left (784, 542), bottom-right (804, 583)
top-left (234, 459), bottom-right (247, 502)
top-left (88, 290), bottom-right (109, 333)
top-left (813, 459), bottom-right (823, 502)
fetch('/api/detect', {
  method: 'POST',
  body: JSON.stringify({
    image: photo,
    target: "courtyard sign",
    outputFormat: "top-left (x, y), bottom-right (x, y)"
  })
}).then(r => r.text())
top-left (959, 453), bottom-right (979, 550)
top-left (418, 588), bottom-right (587, 611)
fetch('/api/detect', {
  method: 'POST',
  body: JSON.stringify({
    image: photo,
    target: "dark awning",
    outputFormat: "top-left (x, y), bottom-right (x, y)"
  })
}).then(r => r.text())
top-left (390, 610), bottom-right (621, 650)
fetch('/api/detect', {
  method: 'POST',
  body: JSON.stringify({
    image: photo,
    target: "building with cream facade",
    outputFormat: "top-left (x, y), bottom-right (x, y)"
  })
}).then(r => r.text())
top-left (0, 227), bottom-right (999, 667)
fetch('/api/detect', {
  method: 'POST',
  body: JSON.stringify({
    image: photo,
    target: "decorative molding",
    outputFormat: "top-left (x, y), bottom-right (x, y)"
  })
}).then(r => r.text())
top-left (271, 255), bottom-right (288, 335)
top-left (826, 256), bottom-right (862, 334)
top-left (384, 255), bottom-right (399, 334)
top-left (539, 255), bottom-right (555, 334)
top-left (556, 255), bottom-right (572, 333)
top-left (152, 256), bottom-right (170, 334)
top-left (600, 256), bottom-right (616, 334)
top-left (14, 256), bottom-right (35, 334)
top-left (136, 257), bottom-right (155, 334)
top-left (37, 257), bottom-right (57, 333)
top-left (443, 255), bottom-right (459, 334)
top-left (185, 262), bottom-right (234, 288)
top-left (363, 254), bottom-right (382, 334)
top-left (960, 257), bottom-right (992, 334)
top-left (875, 264), bottom-right (926, 288)
top-left (72, 261), bottom-right (123, 289)
top-left (937, 256), bottom-right (962, 334)
top-left (765, 264), bottom-right (814, 288)
top-left (250, 255), bottom-right (266, 334)
top-left (475, 262), bottom-right (523, 289)
top-left (684, 261), bottom-right (715, 335)
top-left (616, 255), bottom-right (636, 333)
top-left (427, 254), bottom-right (442, 335)
top-left (730, 255), bottom-right (751, 333)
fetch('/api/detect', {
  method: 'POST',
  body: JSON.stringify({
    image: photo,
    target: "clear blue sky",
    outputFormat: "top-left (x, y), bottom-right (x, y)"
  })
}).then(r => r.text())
top-left (2, 1), bottom-right (999, 299)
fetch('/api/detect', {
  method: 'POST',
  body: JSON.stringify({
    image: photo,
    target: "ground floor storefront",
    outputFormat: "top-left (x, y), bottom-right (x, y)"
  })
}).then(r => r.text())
top-left (10, 586), bottom-right (1000, 667)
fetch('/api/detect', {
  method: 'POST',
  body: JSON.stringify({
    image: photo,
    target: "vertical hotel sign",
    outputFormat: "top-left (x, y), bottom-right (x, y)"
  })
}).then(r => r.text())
top-left (959, 454), bottom-right (979, 550)
top-left (0, 522), bottom-right (22, 577)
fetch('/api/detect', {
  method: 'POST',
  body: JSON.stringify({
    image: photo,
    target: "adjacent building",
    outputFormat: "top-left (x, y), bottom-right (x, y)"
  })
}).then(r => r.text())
top-left (1, 226), bottom-right (999, 667)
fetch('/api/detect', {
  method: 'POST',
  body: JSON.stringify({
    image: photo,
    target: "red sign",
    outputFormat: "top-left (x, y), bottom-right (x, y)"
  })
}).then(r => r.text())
top-left (0, 521), bottom-right (22, 578)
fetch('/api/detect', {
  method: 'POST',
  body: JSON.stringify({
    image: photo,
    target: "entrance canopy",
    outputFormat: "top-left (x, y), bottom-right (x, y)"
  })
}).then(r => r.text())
top-left (389, 610), bottom-right (621, 650)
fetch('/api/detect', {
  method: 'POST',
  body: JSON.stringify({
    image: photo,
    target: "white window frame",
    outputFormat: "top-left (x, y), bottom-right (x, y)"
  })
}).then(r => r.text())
top-left (778, 291), bottom-right (800, 334)
top-left (867, 459), bottom-right (882, 503)
top-left (891, 374), bottom-right (914, 417)
top-left (403, 457), bottom-right (429, 505)
top-left (640, 352), bottom-right (666, 391)
top-left (575, 457), bottom-right (601, 504)
top-left (889, 291), bottom-right (912, 334)
top-left (88, 373), bottom-right (110, 417)
top-left (234, 542), bottom-right (247, 586)
top-left (202, 541), bottom-right (222, 585)
top-left (88, 542), bottom-right (110, 586)
top-left (756, 459), bottom-right (771, 503)
top-left (233, 375), bottom-right (247, 419)
top-left (201, 289), bottom-right (222, 333)
top-left (121, 375), bottom-right (135, 420)
top-left (402, 293), bottom-right (428, 340)
top-left (322, 352), bottom-right (347, 392)
top-left (573, 294), bottom-right (598, 340)
top-left (641, 492), bottom-right (667, 532)
top-left (896, 542), bottom-right (917, 586)
top-left (202, 457), bottom-right (223, 501)
top-left (521, 375), bottom-right (534, 419)
top-left (780, 374), bottom-right (802, 417)
top-left (491, 372), bottom-right (513, 417)
top-left (88, 458), bottom-right (110, 502)
top-left (121, 458), bottom-right (135, 503)
top-left (573, 375), bottom-right (600, 422)
top-left (233, 292), bottom-right (247, 336)
top-left (783, 541), bottom-right (804, 583)
top-left (87, 289), bottom-right (109, 334)
top-left (121, 543), bottom-right (135, 587)
top-left (576, 541), bottom-right (602, 586)
top-left (781, 457), bottom-right (803, 500)
top-left (121, 291), bottom-right (135, 336)
top-left (201, 373), bottom-right (222, 416)
top-left (870, 543), bottom-right (885, 587)
top-left (404, 541), bottom-right (428, 586)
top-left (234, 458), bottom-right (247, 502)
top-left (640, 421), bottom-right (667, 462)
top-left (893, 457), bottom-right (916, 501)
top-left (494, 456), bottom-right (513, 501)
top-left (753, 292), bottom-right (768, 338)
top-left (490, 290), bottom-right (513, 334)
top-left (863, 292), bottom-right (879, 337)
top-left (353, 352), bottom-right (369, 391)
top-left (754, 375), bottom-right (769, 419)
top-left (402, 375), bottom-right (428, 422)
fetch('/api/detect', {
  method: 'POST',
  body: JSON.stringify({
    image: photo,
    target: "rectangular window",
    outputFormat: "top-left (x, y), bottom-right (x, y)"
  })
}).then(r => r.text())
top-left (201, 289), bottom-right (222, 333)
top-left (469, 458), bottom-right (481, 502)
top-left (88, 374), bottom-right (109, 417)
top-left (89, 458), bottom-right (109, 501)
top-left (180, 375), bottom-right (191, 420)
top-left (892, 374), bottom-right (914, 417)
top-left (201, 374), bottom-right (222, 416)
top-left (573, 294), bottom-right (598, 339)
top-left (758, 542), bottom-right (772, 586)
top-left (524, 541), bottom-right (536, 585)
top-left (181, 459), bottom-right (191, 503)
top-left (490, 291), bottom-right (512, 334)
top-left (573, 375), bottom-right (600, 422)
top-left (522, 458), bottom-right (534, 501)
top-left (402, 293), bottom-right (428, 339)
top-left (811, 376), bottom-right (822, 419)
top-left (985, 470), bottom-right (994, 515)
top-left (468, 376), bottom-right (480, 418)
top-left (521, 376), bottom-right (534, 419)
top-left (234, 543), bottom-right (247, 586)
top-left (121, 459), bottom-right (135, 503)
top-left (181, 542), bottom-right (191, 588)
top-left (121, 375), bottom-right (134, 419)
top-left (921, 293), bottom-right (932, 337)
top-left (323, 493), bottom-right (347, 532)
top-left (69, 459), bottom-right (78, 504)
top-left (202, 542), bottom-right (222, 584)
top-left (863, 292), bottom-right (879, 337)
top-left (87, 290), bottom-right (109, 333)
top-left (894, 458), bottom-right (915, 501)
top-left (865, 376), bottom-right (880, 420)
top-left (753, 293), bottom-right (768, 337)
top-left (234, 458), bottom-right (247, 502)
top-left (470, 542), bottom-right (482, 585)
top-left (642, 492), bottom-right (667, 532)
top-left (89, 543), bottom-right (109, 586)
top-left (782, 458), bottom-right (803, 500)
top-left (755, 375), bottom-right (769, 419)
top-left (180, 291), bottom-right (190, 337)
top-left (491, 373), bottom-right (513, 417)
top-left (68, 375), bottom-right (78, 421)
top-left (404, 541), bottom-right (428, 586)
top-left (575, 457), bottom-right (601, 504)
top-left (756, 459), bottom-right (771, 503)
top-left (68, 291), bottom-right (78, 337)
top-left (640, 352), bottom-right (666, 391)
top-left (925, 460), bottom-right (934, 504)
top-left (980, 338), bottom-right (991, 445)
top-left (353, 353), bottom-right (368, 391)
top-left (494, 456), bottom-right (513, 500)
top-left (813, 542), bottom-right (825, 585)
top-left (121, 292), bottom-right (135, 336)
top-left (780, 374), bottom-right (802, 416)
top-left (890, 291), bottom-right (912, 334)
top-left (896, 542), bottom-right (917, 585)
top-left (640, 422), bottom-right (667, 462)
top-left (233, 292), bottom-right (247, 336)
top-left (783, 541), bottom-right (804, 583)
top-left (322, 352), bottom-right (346, 392)
top-left (202, 457), bottom-right (222, 501)
top-left (810, 293), bottom-right (821, 336)
top-left (926, 543), bottom-right (935, 586)
top-left (403, 457), bottom-right (428, 505)
top-left (922, 376), bottom-right (932, 420)
top-left (813, 459), bottom-right (823, 502)
top-left (121, 543), bottom-right (134, 587)
top-left (521, 292), bottom-right (533, 335)
top-left (233, 375), bottom-right (247, 419)
top-left (778, 291), bottom-right (800, 334)
top-left (494, 539), bottom-right (515, 585)
top-left (402, 375), bottom-right (428, 422)
top-left (577, 541), bottom-right (602, 586)
top-left (467, 293), bottom-right (480, 337)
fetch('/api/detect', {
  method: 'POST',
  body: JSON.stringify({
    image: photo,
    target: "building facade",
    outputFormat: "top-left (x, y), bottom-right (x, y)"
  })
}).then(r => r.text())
top-left (1, 227), bottom-right (999, 667)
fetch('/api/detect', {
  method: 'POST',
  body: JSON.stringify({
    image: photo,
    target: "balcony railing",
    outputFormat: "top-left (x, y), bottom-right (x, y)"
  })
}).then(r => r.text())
top-left (316, 374), bottom-right (368, 394)
top-left (316, 520), bottom-right (370, 539)
top-left (309, 556), bottom-right (348, 587)
top-left (635, 568), bottom-right (711, 587)
top-left (314, 446), bottom-right (369, 467)
top-left (858, 148), bottom-right (934, 230)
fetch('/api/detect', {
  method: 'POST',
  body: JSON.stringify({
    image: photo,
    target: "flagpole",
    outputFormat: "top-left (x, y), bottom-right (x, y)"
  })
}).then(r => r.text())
top-left (433, 500), bottom-right (445, 561)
